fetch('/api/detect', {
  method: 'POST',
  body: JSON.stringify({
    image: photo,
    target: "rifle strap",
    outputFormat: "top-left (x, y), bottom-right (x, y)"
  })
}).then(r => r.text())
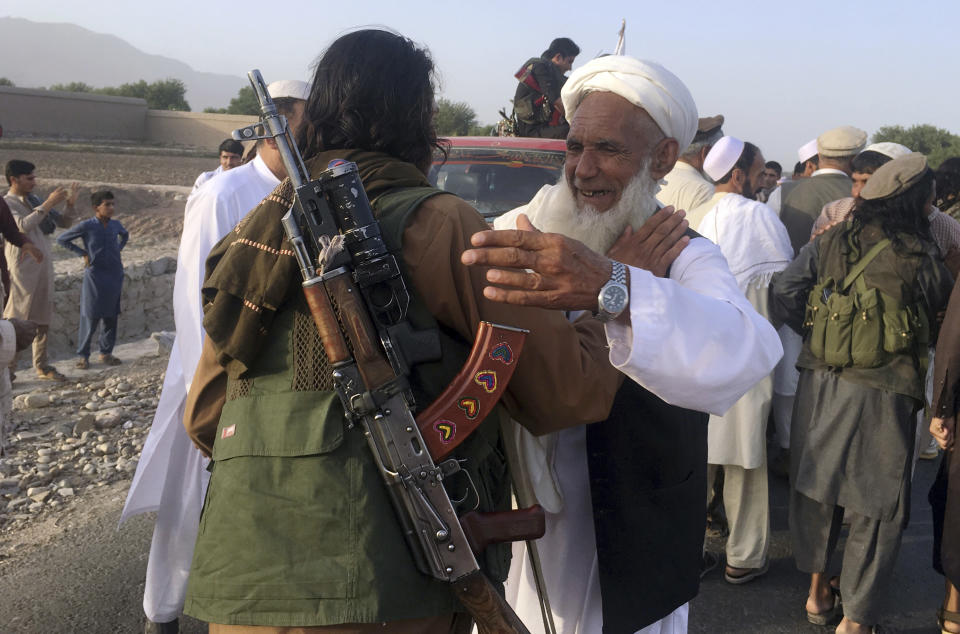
top-left (841, 238), bottom-right (891, 291)
top-left (500, 415), bottom-right (558, 634)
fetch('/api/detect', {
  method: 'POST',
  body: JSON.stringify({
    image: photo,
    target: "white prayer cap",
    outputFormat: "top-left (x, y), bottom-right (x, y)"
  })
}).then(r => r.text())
top-left (797, 139), bottom-right (818, 163)
top-left (561, 56), bottom-right (699, 152)
top-left (267, 79), bottom-right (310, 101)
top-left (862, 142), bottom-right (911, 160)
top-left (703, 136), bottom-right (745, 181)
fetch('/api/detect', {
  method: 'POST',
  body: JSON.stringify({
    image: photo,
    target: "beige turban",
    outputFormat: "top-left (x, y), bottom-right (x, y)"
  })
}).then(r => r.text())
top-left (561, 56), bottom-right (699, 152)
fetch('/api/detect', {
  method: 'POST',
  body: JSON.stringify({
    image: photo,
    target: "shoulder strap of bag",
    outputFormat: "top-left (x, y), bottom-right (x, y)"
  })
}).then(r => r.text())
top-left (841, 238), bottom-right (891, 291)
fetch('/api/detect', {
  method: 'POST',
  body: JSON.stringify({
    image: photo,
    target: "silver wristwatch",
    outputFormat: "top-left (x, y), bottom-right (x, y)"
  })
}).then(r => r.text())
top-left (594, 260), bottom-right (629, 322)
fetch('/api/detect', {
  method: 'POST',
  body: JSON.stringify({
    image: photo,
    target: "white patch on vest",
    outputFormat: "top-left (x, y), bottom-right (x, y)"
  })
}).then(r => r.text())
top-left (221, 424), bottom-right (236, 439)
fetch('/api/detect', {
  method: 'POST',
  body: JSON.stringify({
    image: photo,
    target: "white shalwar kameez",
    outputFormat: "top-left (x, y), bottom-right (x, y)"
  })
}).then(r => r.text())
top-left (503, 236), bottom-right (783, 634)
top-left (696, 193), bottom-right (793, 468)
top-left (191, 165), bottom-right (223, 193)
top-left (120, 154), bottom-right (280, 622)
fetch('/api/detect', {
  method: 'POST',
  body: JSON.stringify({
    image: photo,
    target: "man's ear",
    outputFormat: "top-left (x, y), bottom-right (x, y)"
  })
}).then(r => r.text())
top-left (265, 137), bottom-right (278, 150)
top-left (649, 137), bottom-right (680, 180)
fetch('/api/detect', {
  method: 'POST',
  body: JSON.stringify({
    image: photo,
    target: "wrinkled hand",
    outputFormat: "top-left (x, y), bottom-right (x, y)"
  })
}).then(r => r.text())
top-left (66, 182), bottom-right (81, 208)
top-left (21, 242), bottom-right (43, 263)
top-left (7, 318), bottom-right (37, 351)
top-left (931, 416), bottom-right (955, 450)
top-left (461, 213), bottom-right (612, 311)
top-left (43, 186), bottom-right (68, 210)
top-left (607, 206), bottom-right (690, 278)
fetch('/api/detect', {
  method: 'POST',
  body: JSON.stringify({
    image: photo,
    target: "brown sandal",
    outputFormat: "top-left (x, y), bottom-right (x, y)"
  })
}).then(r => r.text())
top-left (806, 587), bottom-right (841, 625)
top-left (939, 606), bottom-right (960, 634)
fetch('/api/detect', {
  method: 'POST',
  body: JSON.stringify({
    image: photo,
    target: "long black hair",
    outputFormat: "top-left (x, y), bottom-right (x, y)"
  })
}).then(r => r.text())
top-left (297, 29), bottom-right (444, 172)
top-left (842, 168), bottom-right (935, 258)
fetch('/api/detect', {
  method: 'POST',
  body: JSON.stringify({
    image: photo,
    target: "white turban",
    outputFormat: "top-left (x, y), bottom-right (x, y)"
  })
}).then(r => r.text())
top-left (561, 56), bottom-right (699, 152)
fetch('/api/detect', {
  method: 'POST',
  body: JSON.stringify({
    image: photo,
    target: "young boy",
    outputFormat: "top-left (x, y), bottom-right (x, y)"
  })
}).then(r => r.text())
top-left (57, 190), bottom-right (129, 368)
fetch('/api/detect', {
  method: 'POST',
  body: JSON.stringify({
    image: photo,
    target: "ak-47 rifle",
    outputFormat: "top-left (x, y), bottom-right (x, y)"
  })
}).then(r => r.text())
top-left (234, 70), bottom-right (539, 634)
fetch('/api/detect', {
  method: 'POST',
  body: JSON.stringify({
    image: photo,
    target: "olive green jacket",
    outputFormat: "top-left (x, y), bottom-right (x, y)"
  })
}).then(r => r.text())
top-left (183, 186), bottom-right (512, 627)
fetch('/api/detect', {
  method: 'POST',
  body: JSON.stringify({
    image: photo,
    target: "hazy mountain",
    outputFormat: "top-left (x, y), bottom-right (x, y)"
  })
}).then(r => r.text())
top-left (0, 17), bottom-right (245, 111)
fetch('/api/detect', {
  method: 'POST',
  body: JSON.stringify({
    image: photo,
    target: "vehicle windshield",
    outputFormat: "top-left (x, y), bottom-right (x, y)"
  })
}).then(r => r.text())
top-left (429, 145), bottom-right (564, 220)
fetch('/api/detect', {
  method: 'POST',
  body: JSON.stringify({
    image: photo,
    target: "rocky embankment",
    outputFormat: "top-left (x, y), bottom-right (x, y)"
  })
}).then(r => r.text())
top-left (0, 350), bottom-right (166, 541)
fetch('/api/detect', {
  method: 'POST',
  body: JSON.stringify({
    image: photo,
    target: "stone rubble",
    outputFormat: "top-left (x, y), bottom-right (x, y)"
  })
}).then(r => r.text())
top-left (0, 355), bottom-right (166, 534)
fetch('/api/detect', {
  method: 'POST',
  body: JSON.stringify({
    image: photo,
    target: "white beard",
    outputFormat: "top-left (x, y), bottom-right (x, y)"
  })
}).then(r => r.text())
top-left (535, 164), bottom-right (659, 254)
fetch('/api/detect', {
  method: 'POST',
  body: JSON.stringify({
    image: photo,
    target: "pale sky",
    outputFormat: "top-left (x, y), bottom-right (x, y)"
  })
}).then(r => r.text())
top-left (2, 0), bottom-right (957, 167)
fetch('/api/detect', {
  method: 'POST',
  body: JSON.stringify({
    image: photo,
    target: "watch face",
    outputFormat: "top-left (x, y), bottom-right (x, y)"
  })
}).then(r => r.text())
top-left (601, 284), bottom-right (628, 314)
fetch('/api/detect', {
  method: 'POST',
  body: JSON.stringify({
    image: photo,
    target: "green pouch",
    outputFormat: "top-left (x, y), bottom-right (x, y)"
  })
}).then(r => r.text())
top-left (823, 292), bottom-right (855, 367)
top-left (882, 308), bottom-right (914, 353)
top-left (805, 279), bottom-right (832, 361)
top-left (851, 285), bottom-right (885, 367)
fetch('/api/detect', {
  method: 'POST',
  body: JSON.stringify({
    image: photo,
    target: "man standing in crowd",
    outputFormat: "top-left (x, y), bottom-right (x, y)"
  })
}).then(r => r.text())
top-left (657, 114), bottom-right (724, 214)
top-left (771, 154), bottom-right (952, 634)
top-left (56, 190), bottom-right (128, 369)
top-left (767, 139), bottom-right (819, 219)
top-left (695, 136), bottom-right (793, 586)
top-left (755, 161), bottom-right (782, 202)
top-left (3, 160), bottom-right (79, 381)
top-left (809, 142), bottom-right (911, 237)
top-left (0, 197), bottom-right (42, 307)
top-left (121, 80), bottom-right (309, 634)
top-left (182, 30), bottom-right (624, 632)
top-left (764, 126), bottom-right (867, 474)
top-left (476, 57), bottom-right (782, 634)
top-left (513, 37), bottom-right (579, 138)
top-left (778, 125), bottom-right (867, 253)
top-left (191, 138), bottom-right (244, 193)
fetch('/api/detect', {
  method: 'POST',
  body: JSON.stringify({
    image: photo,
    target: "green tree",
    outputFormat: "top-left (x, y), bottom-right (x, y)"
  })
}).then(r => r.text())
top-left (872, 124), bottom-right (960, 169)
top-left (435, 98), bottom-right (479, 136)
top-left (49, 78), bottom-right (190, 111)
top-left (50, 81), bottom-right (93, 92)
top-left (0, 77), bottom-right (14, 87)
top-left (226, 85), bottom-right (260, 115)
top-left (202, 86), bottom-right (259, 115)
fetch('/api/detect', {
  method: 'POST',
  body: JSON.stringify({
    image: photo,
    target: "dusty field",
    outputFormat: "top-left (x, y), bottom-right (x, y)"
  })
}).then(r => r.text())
top-left (0, 146), bottom-right (216, 187)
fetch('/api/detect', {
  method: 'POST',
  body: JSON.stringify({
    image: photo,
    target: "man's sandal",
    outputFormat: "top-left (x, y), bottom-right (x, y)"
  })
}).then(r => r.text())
top-left (806, 588), bottom-right (841, 625)
top-left (938, 606), bottom-right (960, 634)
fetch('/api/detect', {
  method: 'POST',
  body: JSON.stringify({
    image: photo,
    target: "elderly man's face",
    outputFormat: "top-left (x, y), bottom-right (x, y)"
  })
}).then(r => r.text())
top-left (564, 92), bottom-right (663, 214)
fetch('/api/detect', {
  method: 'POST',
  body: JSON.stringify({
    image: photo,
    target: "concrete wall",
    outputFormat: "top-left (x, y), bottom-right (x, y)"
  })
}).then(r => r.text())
top-left (0, 86), bottom-right (147, 141)
top-left (143, 110), bottom-right (256, 149)
top-left (0, 86), bottom-right (257, 148)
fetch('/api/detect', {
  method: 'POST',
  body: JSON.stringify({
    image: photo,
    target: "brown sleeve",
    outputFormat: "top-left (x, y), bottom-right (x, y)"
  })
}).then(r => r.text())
top-left (183, 336), bottom-right (228, 457)
top-left (401, 194), bottom-right (622, 435)
top-left (934, 276), bottom-right (960, 417)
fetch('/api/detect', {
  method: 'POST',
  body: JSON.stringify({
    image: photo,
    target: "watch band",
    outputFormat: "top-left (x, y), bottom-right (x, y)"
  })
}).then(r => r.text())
top-left (610, 260), bottom-right (627, 285)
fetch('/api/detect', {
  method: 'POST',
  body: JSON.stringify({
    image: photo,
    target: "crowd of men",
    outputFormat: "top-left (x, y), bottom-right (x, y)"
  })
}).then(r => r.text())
top-left (2, 28), bottom-right (960, 634)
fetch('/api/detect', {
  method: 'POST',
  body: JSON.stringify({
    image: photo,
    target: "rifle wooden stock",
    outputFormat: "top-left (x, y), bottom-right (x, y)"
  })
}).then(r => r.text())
top-left (323, 273), bottom-right (396, 389)
top-left (453, 570), bottom-right (532, 634)
top-left (302, 282), bottom-right (350, 364)
top-left (460, 505), bottom-right (545, 555)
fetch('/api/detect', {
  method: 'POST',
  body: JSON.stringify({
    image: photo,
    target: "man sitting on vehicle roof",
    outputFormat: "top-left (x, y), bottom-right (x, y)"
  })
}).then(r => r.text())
top-left (513, 38), bottom-right (579, 139)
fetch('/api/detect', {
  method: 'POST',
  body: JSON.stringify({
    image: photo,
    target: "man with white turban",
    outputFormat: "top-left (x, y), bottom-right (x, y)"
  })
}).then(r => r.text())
top-left (464, 56), bottom-right (783, 634)
top-left (695, 136), bottom-right (793, 586)
top-left (121, 80), bottom-right (309, 634)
